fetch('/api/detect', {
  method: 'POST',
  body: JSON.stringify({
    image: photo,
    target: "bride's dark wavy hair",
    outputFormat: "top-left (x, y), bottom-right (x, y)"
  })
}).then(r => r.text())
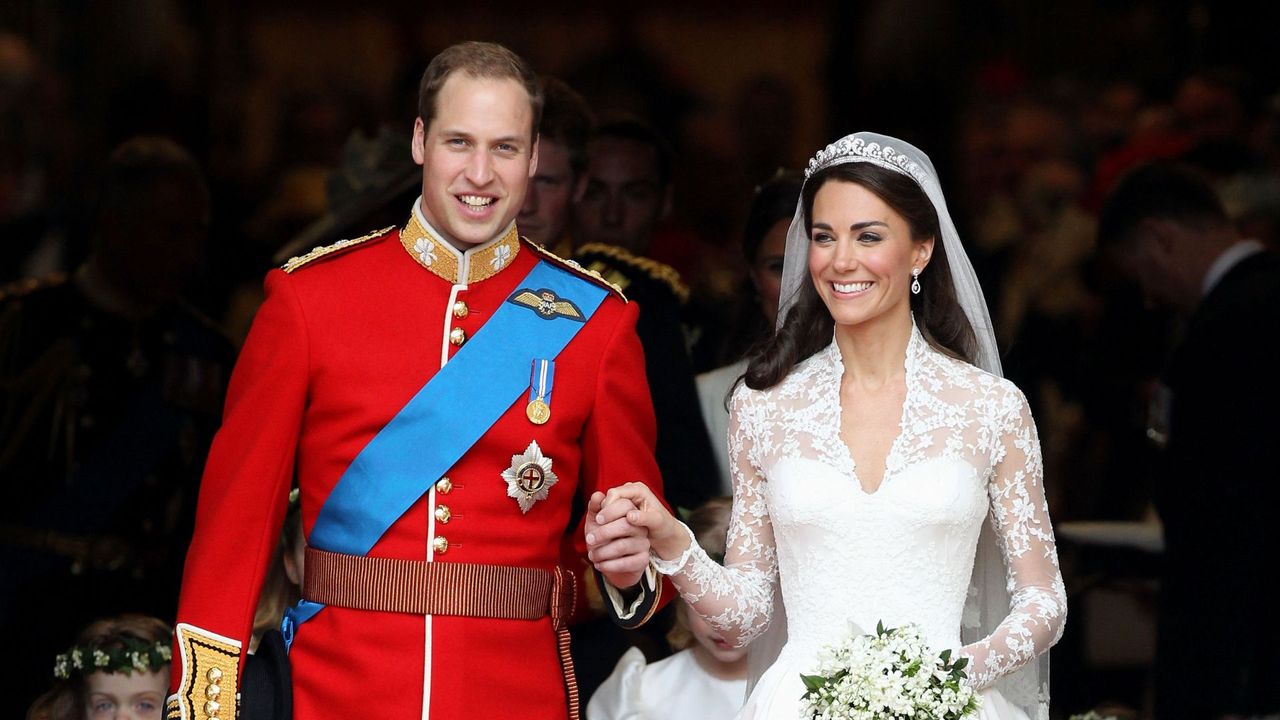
top-left (743, 162), bottom-right (977, 391)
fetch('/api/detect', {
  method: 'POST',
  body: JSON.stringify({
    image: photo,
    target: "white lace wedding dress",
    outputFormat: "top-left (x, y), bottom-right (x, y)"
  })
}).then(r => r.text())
top-left (652, 326), bottom-right (1067, 719)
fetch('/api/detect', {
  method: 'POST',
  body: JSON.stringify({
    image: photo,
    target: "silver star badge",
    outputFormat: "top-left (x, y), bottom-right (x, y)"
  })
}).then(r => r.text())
top-left (502, 440), bottom-right (559, 513)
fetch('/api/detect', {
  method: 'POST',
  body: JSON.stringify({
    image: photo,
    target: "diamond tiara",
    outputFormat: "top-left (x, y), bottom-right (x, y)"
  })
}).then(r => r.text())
top-left (805, 136), bottom-right (928, 185)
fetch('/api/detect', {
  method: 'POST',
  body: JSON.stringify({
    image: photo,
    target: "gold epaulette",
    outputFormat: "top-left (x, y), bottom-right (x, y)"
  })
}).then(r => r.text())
top-left (281, 226), bottom-right (396, 273)
top-left (0, 272), bottom-right (68, 303)
top-left (574, 242), bottom-right (689, 304)
top-left (522, 238), bottom-right (628, 302)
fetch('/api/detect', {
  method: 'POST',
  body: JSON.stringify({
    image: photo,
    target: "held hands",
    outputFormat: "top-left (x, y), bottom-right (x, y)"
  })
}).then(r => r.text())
top-left (584, 488), bottom-right (649, 589)
top-left (584, 482), bottom-right (690, 587)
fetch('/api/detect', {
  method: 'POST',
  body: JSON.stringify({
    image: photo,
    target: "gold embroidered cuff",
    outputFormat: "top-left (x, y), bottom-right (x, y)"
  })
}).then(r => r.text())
top-left (600, 562), bottom-right (662, 629)
top-left (172, 623), bottom-right (241, 720)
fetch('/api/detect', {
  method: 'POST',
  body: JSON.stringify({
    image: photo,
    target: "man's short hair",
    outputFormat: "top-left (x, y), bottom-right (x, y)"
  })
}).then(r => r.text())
top-left (417, 41), bottom-right (543, 139)
top-left (98, 136), bottom-right (208, 218)
top-left (1097, 162), bottom-right (1229, 249)
top-left (592, 115), bottom-right (673, 187)
top-left (538, 76), bottom-right (594, 175)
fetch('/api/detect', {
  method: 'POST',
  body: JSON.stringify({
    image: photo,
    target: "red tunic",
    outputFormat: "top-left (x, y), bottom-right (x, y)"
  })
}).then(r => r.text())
top-left (167, 207), bottom-right (664, 719)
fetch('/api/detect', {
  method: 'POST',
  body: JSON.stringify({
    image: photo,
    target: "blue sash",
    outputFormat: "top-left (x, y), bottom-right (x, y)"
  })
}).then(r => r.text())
top-left (282, 259), bottom-right (607, 643)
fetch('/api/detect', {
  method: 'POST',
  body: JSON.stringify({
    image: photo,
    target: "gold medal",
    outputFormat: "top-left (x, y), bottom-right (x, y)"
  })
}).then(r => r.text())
top-left (526, 398), bottom-right (551, 425)
top-left (526, 359), bottom-right (554, 425)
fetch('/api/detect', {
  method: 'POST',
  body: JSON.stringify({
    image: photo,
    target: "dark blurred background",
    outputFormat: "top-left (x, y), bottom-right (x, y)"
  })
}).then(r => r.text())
top-left (3, 1), bottom-right (1278, 717)
top-left (5, 1), bottom-right (1276, 317)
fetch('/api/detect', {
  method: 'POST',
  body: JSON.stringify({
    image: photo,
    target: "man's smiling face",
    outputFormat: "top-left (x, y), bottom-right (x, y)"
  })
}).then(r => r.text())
top-left (412, 73), bottom-right (538, 250)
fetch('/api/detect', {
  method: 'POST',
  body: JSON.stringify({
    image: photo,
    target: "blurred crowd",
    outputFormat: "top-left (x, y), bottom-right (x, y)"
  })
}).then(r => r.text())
top-left (4, 3), bottom-right (1280, 718)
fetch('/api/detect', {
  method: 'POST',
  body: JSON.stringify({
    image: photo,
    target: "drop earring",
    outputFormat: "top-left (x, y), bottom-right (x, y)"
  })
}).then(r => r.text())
top-left (911, 267), bottom-right (922, 295)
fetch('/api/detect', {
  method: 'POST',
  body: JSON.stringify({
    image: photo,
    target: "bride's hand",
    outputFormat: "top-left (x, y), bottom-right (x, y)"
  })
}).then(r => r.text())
top-left (584, 490), bottom-right (650, 587)
top-left (598, 481), bottom-right (689, 561)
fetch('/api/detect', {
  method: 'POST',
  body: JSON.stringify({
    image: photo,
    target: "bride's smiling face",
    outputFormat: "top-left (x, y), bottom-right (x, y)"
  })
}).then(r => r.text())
top-left (807, 179), bottom-right (932, 328)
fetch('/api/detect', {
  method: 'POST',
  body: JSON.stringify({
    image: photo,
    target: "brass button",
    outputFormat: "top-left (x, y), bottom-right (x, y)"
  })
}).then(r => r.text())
top-left (206, 684), bottom-right (221, 699)
top-left (449, 327), bottom-right (466, 346)
top-left (452, 300), bottom-right (469, 319)
top-left (434, 504), bottom-right (451, 524)
top-left (204, 700), bottom-right (221, 717)
top-left (432, 535), bottom-right (449, 554)
top-left (206, 668), bottom-right (222, 683)
top-left (437, 477), bottom-right (452, 494)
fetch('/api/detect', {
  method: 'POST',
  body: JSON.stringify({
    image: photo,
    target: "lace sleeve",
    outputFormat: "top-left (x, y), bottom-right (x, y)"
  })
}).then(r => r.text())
top-left (959, 385), bottom-right (1067, 689)
top-left (650, 388), bottom-right (778, 647)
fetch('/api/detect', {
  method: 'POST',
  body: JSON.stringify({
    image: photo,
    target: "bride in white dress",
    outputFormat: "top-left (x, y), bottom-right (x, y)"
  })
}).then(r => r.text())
top-left (587, 132), bottom-right (1066, 719)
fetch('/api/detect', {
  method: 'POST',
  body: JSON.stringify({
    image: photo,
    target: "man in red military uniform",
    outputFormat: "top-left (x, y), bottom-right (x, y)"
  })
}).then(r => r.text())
top-left (166, 42), bottom-right (665, 720)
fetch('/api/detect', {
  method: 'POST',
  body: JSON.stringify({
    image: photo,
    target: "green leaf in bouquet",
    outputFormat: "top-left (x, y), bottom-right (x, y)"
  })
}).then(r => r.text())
top-left (953, 655), bottom-right (968, 671)
top-left (939, 648), bottom-right (952, 663)
top-left (800, 673), bottom-right (827, 693)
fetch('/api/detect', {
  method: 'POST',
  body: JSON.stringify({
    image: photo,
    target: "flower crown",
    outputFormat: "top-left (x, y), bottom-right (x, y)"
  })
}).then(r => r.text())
top-left (805, 135), bottom-right (929, 185)
top-left (53, 636), bottom-right (172, 680)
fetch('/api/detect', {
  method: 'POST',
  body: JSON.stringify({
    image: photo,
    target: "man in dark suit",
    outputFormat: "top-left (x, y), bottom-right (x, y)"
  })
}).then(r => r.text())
top-left (1099, 162), bottom-right (1280, 720)
top-left (0, 137), bottom-right (234, 717)
top-left (518, 76), bottom-right (593, 256)
top-left (568, 116), bottom-right (718, 703)
top-left (571, 116), bottom-right (718, 512)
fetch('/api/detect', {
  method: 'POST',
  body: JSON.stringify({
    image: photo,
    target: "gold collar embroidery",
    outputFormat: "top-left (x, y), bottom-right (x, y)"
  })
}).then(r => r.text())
top-left (400, 210), bottom-right (520, 284)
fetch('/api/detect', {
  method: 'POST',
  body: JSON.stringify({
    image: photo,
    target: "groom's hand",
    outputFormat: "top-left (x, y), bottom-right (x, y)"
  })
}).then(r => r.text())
top-left (585, 490), bottom-right (649, 588)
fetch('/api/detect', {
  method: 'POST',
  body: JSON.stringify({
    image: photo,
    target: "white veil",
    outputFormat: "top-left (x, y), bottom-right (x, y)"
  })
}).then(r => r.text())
top-left (753, 132), bottom-right (1050, 719)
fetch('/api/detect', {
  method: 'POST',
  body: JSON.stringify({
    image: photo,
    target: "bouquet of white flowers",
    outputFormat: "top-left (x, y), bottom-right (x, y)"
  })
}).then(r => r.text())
top-left (799, 621), bottom-right (980, 720)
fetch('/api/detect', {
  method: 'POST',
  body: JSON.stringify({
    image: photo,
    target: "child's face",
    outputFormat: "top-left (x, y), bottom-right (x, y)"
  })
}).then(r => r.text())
top-left (85, 668), bottom-right (167, 719)
top-left (686, 603), bottom-right (749, 664)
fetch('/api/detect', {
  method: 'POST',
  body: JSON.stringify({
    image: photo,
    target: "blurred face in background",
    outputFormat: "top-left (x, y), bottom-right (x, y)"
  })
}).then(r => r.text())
top-left (1111, 220), bottom-right (1200, 313)
top-left (751, 218), bottom-right (790, 327)
top-left (574, 136), bottom-right (670, 255)
top-left (518, 137), bottom-right (582, 248)
top-left (96, 176), bottom-right (209, 308)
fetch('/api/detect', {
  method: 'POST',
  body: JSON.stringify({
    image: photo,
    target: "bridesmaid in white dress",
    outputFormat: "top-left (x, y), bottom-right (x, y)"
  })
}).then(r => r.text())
top-left (586, 133), bottom-right (1066, 719)
top-left (587, 498), bottom-right (748, 720)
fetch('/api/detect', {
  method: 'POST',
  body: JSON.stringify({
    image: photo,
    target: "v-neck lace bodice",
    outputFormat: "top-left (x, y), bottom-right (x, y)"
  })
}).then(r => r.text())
top-left (652, 326), bottom-right (1066, 708)
top-left (832, 329), bottom-right (917, 495)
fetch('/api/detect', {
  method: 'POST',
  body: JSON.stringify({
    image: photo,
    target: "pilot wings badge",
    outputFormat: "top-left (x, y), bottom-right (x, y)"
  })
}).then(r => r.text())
top-left (502, 440), bottom-right (560, 513)
top-left (507, 288), bottom-right (586, 322)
